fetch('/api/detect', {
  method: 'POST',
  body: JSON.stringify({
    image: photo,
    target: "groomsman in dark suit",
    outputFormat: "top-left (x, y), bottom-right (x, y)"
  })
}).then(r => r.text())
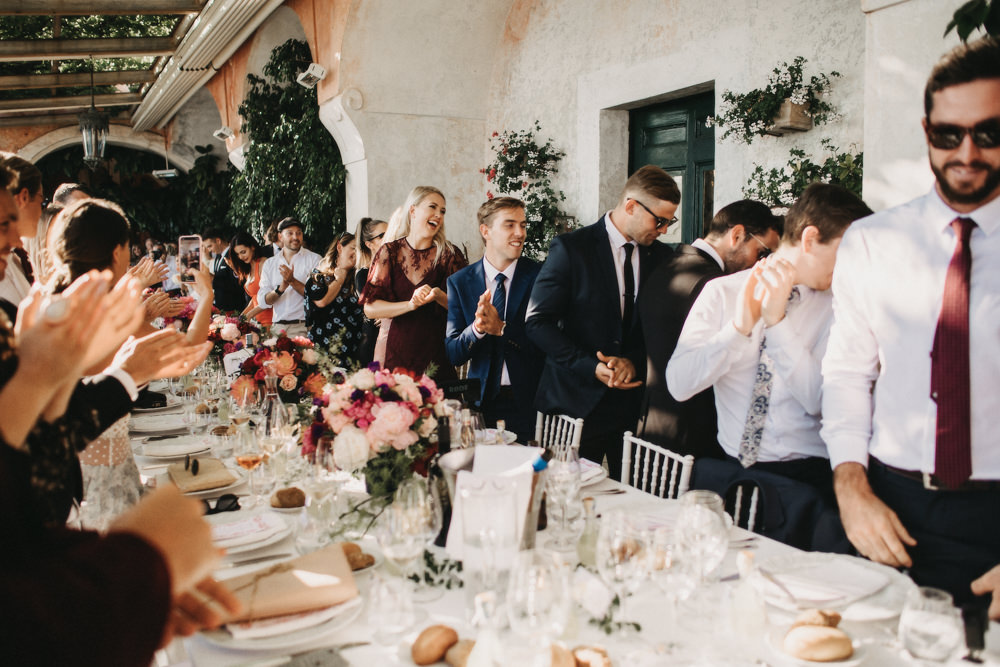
top-left (201, 227), bottom-right (247, 313)
top-left (637, 199), bottom-right (782, 459)
top-left (526, 166), bottom-right (677, 479)
top-left (446, 197), bottom-right (543, 442)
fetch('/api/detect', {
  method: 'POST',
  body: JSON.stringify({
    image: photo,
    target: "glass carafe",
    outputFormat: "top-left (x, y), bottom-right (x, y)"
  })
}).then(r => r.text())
top-left (260, 360), bottom-right (288, 438)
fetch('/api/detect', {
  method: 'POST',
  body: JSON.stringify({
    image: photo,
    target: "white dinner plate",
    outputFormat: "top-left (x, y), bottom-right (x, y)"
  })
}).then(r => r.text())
top-left (478, 428), bottom-right (517, 445)
top-left (207, 511), bottom-right (292, 553)
top-left (767, 626), bottom-right (867, 667)
top-left (198, 597), bottom-right (363, 651)
top-left (136, 436), bottom-right (211, 459)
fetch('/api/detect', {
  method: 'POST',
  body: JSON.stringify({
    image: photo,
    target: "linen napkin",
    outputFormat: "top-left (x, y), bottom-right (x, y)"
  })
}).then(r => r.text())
top-left (211, 512), bottom-right (287, 549)
top-left (757, 556), bottom-right (889, 607)
top-left (226, 596), bottom-right (362, 640)
top-left (167, 457), bottom-right (238, 493)
top-left (579, 458), bottom-right (605, 484)
top-left (225, 543), bottom-right (359, 622)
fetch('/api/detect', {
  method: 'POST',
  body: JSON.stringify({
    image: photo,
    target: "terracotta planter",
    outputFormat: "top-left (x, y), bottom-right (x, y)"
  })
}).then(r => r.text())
top-left (766, 100), bottom-right (813, 136)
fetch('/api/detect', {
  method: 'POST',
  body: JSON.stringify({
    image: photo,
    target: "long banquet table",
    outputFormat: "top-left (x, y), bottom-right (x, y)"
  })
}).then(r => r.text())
top-left (132, 420), bottom-right (1000, 666)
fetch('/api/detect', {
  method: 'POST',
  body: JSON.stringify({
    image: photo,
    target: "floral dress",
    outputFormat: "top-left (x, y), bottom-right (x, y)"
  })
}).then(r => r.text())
top-left (360, 238), bottom-right (467, 381)
top-left (305, 269), bottom-right (364, 365)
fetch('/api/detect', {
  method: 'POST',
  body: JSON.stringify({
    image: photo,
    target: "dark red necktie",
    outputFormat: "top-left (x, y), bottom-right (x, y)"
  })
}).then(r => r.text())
top-left (932, 217), bottom-right (975, 489)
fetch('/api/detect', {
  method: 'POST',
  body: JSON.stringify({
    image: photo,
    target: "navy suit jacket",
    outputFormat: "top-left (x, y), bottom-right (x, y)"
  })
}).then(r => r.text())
top-left (525, 219), bottom-right (671, 419)
top-left (445, 257), bottom-right (543, 409)
top-left (213, 248), bottom-right (248, 313)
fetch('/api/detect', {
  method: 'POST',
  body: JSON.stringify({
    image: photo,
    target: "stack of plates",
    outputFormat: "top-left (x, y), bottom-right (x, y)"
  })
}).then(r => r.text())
top-left (209, 511), bottom-right (293, 556)
top-left (199, 597), bottom-right (363, 651)
top-left (130, 413), bottom-right (189, 437)
top-left (580, 458), bottom-right (608, 486)
top-left (135, 436), bottom-right (210, 459)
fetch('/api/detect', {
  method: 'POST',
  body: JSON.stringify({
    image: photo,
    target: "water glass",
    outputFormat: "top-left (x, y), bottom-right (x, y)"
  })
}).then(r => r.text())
top-left (368, 573), bottom-right (415, 645)
top-left (394, 478), bottom-right (444, 601)
top-left (595, 510), bottom-right (648, 637)
top-left (898, 587), bottom-right (963, 662)
top-left (460, 479), bottom-right (519, 620)
top-left (676, 490), bottom-right (729, 585)
top-left (507, 549), bottom-right (571, 654)
top-left (545, 444), bottom-right (582, 551)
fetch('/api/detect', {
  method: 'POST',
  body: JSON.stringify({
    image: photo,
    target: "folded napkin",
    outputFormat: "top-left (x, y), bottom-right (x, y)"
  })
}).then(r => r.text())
top-left (759, 556), bottom-right (889, 607)
top-left (226, 543), bottom-right (359, 622)
top-left (167, 457), bottom-right (238, 493)
top-left (211, 513), bottom-right (287, 549)
top-left (579, 458), bottom-right (605, 484)
top-left (226, 596), bottom-right (362, 640)
top-left (141, 436), bottom-right (209, 458)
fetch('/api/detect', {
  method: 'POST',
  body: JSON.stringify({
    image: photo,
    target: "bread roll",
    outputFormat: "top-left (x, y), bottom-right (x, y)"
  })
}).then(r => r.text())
top-left (411, 625), bottom-right (459, 665)
top-left (270, 487), bottom-right (305, 508)
top-left (551, 644), bottom-right (575, 667)
top-left (347, 551), bottom-right (375, 570)
top-left (791, 608), bottom-right (842, 629)
top-left (573, 645), bottom-right (612, 667)
top-left (341, 542), bottom-right (362, 557)
top-left (783, 625), bottom-right (853, 662)
top-left (445, 639), bottom-right (475, 667)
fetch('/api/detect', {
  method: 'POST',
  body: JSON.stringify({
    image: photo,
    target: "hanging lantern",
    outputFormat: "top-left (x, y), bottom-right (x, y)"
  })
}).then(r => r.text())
top-left (78, 58), bottom-right (109, 170)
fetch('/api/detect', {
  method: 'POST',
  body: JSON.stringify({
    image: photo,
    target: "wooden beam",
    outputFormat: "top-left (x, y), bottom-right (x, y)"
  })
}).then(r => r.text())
top-left (0, 70), bottom-right (155, 90)
top-left (0, 92), bottom-right (143, 113)
top-left (0, 1), bottom-right (204, 15)
top-left (0, 113), bottom-right (79, 128)
top-left (0, 38), bottom-right (176, 62)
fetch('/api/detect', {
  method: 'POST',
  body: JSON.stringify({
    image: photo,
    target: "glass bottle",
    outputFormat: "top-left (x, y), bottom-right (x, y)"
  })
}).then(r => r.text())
top-left (576, 496), bottom-right (598, 568)
top-left (460, 408), bottom-right (475, 449)
top-left (260, 360), bottom-right (288, 438)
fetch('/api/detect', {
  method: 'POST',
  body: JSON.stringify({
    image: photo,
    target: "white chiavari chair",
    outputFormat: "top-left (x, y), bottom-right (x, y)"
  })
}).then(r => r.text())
top-left (534, 412), bottom-right (584, 450)
top-left (620, 431), bottom-right (694, 499)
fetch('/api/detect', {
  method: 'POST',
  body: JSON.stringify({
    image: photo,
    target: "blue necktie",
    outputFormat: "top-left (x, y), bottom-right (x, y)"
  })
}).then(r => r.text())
top-left (486, 274), bottom-right (507, 399)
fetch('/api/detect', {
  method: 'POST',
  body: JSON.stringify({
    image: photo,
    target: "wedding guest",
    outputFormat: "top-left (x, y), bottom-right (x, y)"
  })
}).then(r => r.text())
top-left (259, 217), bottom-right (321, 338)
top-left (637, 200), bottom-right (782, 460)
top-left (355, 217), bottom-right (388, 365)
top-left (0, 154), bottom-right (43, 323)
top-left (202, 227), bottom-right (247, 312)
top-left (306, 232), bottom-right (364, 362)
top-left (226, 230), bottom-right (273, 326)
top-left (668, 183), bottom-right (871, 551)
top-left (361, 186), bottom-right (467, 380)
top-left (446, 197), bottom-right (543, 442)
top-left (526, 166), bottom-right (676, 480)
top-left (265, 217), bottom-right (282, 255)
top-left (821, 37), bottom-right (1000, 607)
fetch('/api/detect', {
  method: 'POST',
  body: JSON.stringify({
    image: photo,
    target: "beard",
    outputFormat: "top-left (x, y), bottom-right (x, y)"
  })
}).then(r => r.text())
top-left (931, 158), bottom-right (1000, 206)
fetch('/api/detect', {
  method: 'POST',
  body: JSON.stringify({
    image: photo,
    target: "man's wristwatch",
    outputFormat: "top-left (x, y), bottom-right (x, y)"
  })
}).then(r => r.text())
top-left (274, 286), bottom-right (285, 296)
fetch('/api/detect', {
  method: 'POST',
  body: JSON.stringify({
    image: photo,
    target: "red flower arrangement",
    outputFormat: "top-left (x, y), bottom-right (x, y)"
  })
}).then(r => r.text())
top-left (230, 333), bottom-right (325, 405)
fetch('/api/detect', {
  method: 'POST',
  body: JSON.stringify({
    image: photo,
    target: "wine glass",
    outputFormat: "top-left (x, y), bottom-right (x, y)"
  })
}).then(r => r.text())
top-left (898, 587), bottom-right (963, 662)
top-left (506, 549), bottom-right (571, 661)
top-left (394, 478), bottom-right (444, 601)
top-left (648, 526), bottom-right (697, 645)
top-left (676, 491), bottom-right (729, 587)
top-left (374, 501), bottom-right (429, 627)
top-left (545, 444), bottom-right (582, 551)
top-left (234, 419), bottom-right (264, 508)
top-left (595, 510), bottom-right (648, 639)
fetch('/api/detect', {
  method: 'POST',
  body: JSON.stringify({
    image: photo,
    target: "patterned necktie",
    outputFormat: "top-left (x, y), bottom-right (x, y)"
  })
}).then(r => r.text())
top-left (738, 286), bottom-right (801, 467)
top-left (622, 243), bottom-right (635, 342)
top-left (932, 217), bottom-right (976, 488)
top-left (486, 273), bottom-right (507, 398)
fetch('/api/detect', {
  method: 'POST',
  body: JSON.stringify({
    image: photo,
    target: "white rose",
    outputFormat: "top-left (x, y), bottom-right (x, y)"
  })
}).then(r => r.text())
top-left (220, 322), bottom-right (241, 341)
top-left (301, 348), bottom-right (318, 365)
top-left (417, 415), bottom-right (438, 439)
top-left (351, 368), bottom-right (376, 391)
top-left (263, 337), bottom-right (278, 348)
top-left (333, 425), bottom-right (370, 472)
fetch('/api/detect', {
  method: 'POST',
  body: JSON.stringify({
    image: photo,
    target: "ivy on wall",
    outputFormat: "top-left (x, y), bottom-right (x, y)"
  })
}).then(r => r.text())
top-left (228, 39), bottom-right (346, 251)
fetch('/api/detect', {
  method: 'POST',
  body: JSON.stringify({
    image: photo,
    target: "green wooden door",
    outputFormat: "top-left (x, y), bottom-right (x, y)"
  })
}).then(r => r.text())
top-left (629, 91), bottom-right (715, 244)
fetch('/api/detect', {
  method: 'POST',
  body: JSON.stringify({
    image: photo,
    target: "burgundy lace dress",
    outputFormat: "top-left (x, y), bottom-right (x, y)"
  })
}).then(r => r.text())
top-left (360, 238), bottom-right (466, 381)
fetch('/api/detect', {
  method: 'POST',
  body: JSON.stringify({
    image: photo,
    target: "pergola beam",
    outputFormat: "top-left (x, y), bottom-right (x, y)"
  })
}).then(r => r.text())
top-left (0, 113), bottom-right (80, 128)
top-left (0, 92), bottom-right (143, 113)
top-left (0, 1), bottom-right (204, 15)
top-left (0, 70), bottom-right (155, 90)
top-left (0, 37), bottom-right (177, 62)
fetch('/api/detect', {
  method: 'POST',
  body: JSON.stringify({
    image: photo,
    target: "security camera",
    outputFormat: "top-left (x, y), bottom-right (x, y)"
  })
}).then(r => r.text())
top-left (152, 169), bottom-right (179, 179)
top-left (213, 125), bottom-right (234, 141)
top-left (296, 63), bottom-right (327, 89)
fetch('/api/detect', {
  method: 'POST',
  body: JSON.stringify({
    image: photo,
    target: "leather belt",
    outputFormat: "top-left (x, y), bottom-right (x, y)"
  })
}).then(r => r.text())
top-left (275, 319), bottom-right (305, 325)
top-left (872, 458), bottom-right (1000, 492)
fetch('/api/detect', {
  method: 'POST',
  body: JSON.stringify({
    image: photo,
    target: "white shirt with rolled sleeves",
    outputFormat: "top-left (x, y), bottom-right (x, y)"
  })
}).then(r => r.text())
top-left (821, 189), bottom-right (1000, 478)
top-left (257, 248), bottom-right (321, 323)
top-left (666, 268), bottom-right (832, 462)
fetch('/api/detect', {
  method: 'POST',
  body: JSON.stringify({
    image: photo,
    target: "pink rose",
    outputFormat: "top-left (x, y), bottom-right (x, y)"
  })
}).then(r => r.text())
top-left (291, 336), bottom-right (313, 348)
top-left (366, 402), bottom-right (417, 451)
top-left (220, 322), bottom-right (241, 341)
top-left (279, 374), bottom-right (297, 391)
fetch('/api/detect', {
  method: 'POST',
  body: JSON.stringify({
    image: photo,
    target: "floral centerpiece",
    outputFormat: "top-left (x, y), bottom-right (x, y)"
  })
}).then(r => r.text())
top-left (206, 314), bottom-right (264, 359)
top-left (230, 333), bottom-right (326, 405)
top-left (302, 363), bottom-right (442, 500)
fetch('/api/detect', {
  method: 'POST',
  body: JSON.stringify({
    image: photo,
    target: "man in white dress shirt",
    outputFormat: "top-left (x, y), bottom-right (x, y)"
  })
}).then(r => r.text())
top-left (822, 37), bottom-right (1000, 610)
top-left (668, 184), bottom-right (871, 549)
top-left (259, 217), bottom-right (320, 338)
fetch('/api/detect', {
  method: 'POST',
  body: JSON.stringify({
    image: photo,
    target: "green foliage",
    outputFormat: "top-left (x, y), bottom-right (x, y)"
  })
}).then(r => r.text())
top-left (482, 121), bottom-right (572, 260)
top-left (945, 0), bottom-right (1000, 40)
top-left (708, 57), bottom-right (841, 145)
top-left (35, 143), bottom-right (231, 242)
top-left (228, 39), bottom-right (346, 251)
top-left (742, 140), bottom-right (863, 210)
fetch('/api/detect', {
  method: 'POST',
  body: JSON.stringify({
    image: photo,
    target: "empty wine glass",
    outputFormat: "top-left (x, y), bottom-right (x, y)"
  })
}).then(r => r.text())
top-left (394, 478), bottom-right (444, 601)
top-left (375, 501), bottom-right (429, 627)
top-left (595, 510), bottom-right (648, 639)
top-left (545, 444), bottom-right (582, 551)
top-left (649, 526), bottom-right (697, 641)
top-left (507, 549), bottom-right (571, 662)
top-left (676, 490), bottom-right (729, 586)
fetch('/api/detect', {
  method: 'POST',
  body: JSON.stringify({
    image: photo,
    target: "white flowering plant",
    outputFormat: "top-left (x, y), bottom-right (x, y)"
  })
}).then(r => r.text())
top-left (707, 57), bottom-right (840, 145)
top-left (743, 140), bottom-right (863, 209)
top-left (301, 362), bottom-right (444, 500)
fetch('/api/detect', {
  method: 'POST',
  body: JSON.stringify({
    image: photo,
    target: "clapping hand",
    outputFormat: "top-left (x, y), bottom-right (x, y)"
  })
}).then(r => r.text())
top-left (188, 266), bottom-right (214, 302)
top-left (473, 288), bottom-right (503, 336)
top-left (733, 262), bottom-right (765, 336)
top-left (758, 256), bottom-right (798, 328)
top-left (409, 284), bottom-right (434, 310)
top-left (128, 256), bottom-right (170, 289)
top-left (595, 351), bottom-right (642, 389)
top-left (277, 263), bottom-right (294, 286)
top-left (115, 329), bottom-right (212, 386)
top-left (83, 273), bottom-right (146, 371)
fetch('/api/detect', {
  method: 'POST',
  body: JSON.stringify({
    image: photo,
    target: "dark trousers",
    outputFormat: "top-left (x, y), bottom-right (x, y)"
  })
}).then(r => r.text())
top-left (728, 454), bottom-right (836, 506)
top-left (481, 386), bottom-right (535, 445)
top-left (870, 460), bottom-right (1000, 605)
top-left (578, 387), bottom-right (641, 483)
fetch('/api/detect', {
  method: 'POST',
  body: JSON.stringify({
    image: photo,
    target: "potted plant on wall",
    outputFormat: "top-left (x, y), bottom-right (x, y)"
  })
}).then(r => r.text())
top-left (707, 57), bottom-right (841, 144)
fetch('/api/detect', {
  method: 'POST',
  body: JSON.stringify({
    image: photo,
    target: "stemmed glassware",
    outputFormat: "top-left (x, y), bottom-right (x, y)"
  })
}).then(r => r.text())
top-left (648, 526), bottom-right (697, 641)
top-left (507, 549), bottom-right (571, 663)
top-left (374, 499), bottom-right (430, 633)
top-left (595, 510), bottom-right (649, 639)
top-left (675, 490), bottom-right (729, 587)
top-left (545, 443), bottom-right (582, 551)
top-left (898, 587), bottom-right (963, 662)
top-left (234, 414), bottom-right (264, 508)
top-left (394, 478), bottom-right (444, 601)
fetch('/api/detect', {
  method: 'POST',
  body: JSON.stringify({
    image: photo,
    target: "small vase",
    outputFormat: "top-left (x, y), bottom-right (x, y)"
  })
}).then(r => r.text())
top-left (766, 99), bottom-right (813, 136)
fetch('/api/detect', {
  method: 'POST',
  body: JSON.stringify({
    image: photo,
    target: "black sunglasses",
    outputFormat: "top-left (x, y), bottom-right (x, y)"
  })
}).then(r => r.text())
top-left (925, 119), bottom-right (1000, 150)
top-left (203, 493), bottom-right (241, 515)
top-left (630, 198), bottom-right (678, 230)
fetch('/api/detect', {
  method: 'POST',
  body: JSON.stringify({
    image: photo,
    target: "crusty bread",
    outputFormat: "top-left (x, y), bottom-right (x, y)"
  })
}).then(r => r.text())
top-left (347, 551), bottom-right (375, 571)
top-left (573, 645), bottom-right (612, 667)
top-left (445, 639), bottom-right (475, 667)
top-left (341, 542), bottom-right (362, 557)
top-left (411, 625), bottom-right (459, 665)
top-left (783, 625), bottom-right (853, 662)
top-left (791, 608), bottom-right (842, 629)
top-left (551, 644), bottom-right (575, 667)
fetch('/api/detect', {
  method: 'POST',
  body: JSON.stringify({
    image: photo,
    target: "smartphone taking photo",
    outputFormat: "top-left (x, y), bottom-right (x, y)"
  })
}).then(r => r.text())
top-left (178, 235), bottom-right (201, 283)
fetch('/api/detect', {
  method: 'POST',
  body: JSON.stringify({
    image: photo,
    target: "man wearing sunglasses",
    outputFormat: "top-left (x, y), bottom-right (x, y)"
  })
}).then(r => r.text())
top-left (526, 165), bottom-right (676, 481)
top-left (821, 37), bottom-right (1000, 611)
top-left (636, 199), bottom-right (781, 462)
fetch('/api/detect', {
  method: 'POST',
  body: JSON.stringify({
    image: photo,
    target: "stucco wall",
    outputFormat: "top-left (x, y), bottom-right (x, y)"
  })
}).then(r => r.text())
top-left (486, 0), bottom-right (866, 222)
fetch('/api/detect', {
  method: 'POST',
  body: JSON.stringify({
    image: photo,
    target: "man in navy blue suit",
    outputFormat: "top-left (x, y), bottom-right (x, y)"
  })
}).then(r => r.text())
top-left (446, 197), bottom-right (543, 442)
top-left (526, 166), bottom-right (677, 479)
